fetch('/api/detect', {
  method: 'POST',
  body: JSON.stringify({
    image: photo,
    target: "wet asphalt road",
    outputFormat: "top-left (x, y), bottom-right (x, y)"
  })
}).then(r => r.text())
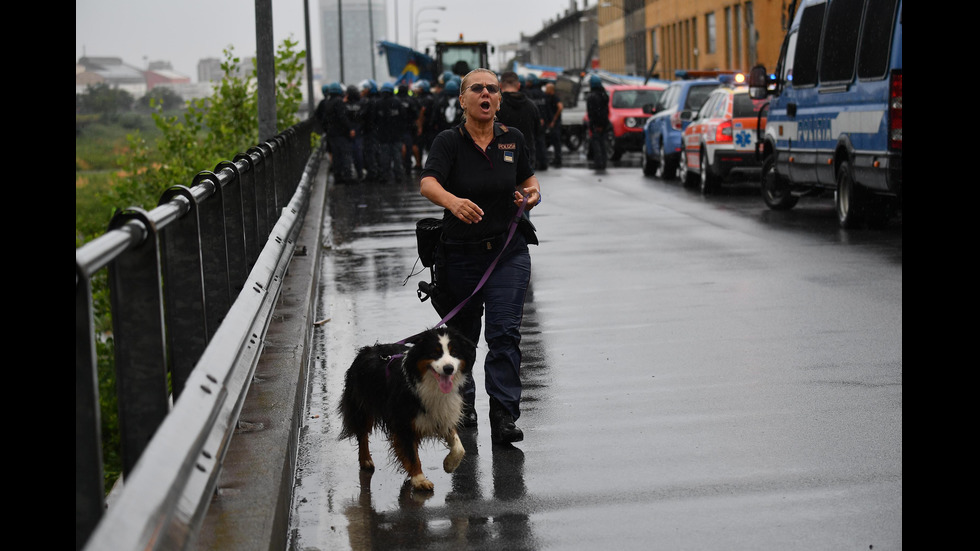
top-left (288, 153), bottom-right (902, 550)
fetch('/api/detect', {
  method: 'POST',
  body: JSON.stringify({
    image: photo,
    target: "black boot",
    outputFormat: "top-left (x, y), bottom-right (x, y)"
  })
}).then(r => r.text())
top-left (459, 401), bottom-right (478, 428)
top-left (489, 397), bottom-right (523, 444)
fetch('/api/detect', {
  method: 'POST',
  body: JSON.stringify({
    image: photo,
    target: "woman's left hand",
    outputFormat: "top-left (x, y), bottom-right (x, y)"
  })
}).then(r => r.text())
top-left (515, 187), bottom-right (541, 210)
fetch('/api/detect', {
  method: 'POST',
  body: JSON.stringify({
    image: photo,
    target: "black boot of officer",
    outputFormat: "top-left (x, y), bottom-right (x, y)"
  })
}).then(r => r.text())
top-left (489, 396), bottom-right (523, 444)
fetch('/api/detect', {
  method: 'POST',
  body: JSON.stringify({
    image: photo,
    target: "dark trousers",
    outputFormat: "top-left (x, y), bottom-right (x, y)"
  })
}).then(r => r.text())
top-left (590, 126), bottom-right (610, 169)
top-left (351, 134), bottom-right (364, 178)
top-left (377, 140), bottom-right (403, 182)
top-left (548, 124), bottom-right (563, 165)
top-left (535, 132), bottom-right (548, 170)
top-left (363, 134), bottom-right (380, 179)
top-left (327, 135), bottom-right (354, 181)
top-left (435, 234), bottom-right (531, 420)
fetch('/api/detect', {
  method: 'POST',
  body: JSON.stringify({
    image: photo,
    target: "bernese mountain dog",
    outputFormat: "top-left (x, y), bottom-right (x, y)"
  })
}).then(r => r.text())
top-left (337, 325), bottom-right (477, 491)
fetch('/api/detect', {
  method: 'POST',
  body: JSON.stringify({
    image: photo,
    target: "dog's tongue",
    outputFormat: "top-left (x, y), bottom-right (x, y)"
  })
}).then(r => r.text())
top-left (437, 373), bottom-right (453, 394)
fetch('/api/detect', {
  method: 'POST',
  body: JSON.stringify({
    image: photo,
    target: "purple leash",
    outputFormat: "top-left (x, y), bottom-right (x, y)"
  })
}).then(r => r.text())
top-left (385, 196), bottom-right (529, 372)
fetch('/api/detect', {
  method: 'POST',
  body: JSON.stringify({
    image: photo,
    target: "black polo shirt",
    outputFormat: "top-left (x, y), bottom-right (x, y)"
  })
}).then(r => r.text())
top-left (421, 122), bottom-right (534, 243)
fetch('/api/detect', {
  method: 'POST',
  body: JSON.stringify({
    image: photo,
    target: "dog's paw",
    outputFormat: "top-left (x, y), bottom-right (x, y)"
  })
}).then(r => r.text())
top-left (443, 447), bottom-right (465, 473)
top-left (443, 432), bottom-right (465, 473)
top-left (410, 473), bottom-right (434, 491)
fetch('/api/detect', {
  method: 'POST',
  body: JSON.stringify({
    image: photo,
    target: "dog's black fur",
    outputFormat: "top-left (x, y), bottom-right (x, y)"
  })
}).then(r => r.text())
top-left (337, 325), bottom-right (476, 490)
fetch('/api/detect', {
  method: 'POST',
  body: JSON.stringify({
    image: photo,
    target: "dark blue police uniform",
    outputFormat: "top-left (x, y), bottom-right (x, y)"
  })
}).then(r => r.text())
top-left (420, 121), bottom-right (538, 424)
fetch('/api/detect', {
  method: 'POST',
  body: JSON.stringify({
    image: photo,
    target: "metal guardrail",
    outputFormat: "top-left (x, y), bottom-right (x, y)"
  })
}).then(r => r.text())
top-left (75, 119), bottom-right (321, 550)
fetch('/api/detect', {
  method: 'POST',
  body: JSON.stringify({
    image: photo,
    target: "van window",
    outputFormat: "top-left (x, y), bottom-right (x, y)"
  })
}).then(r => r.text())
top-left (686, 85), bottom-right (719, 110)
top-left (820, 0), bottom-right (863, 83)
top-left (612, 89), bottom-right (664, 109)
top-left (696, 94), bottom-right (719, 120)
top-left (661, 86), bottom-right (679, 109)
top-left (792, 2), bottom-right (826, 87)
top-left (733, 93), bottom-right (768, 117)
top-left (858, 0), bottom-right (900, 79)
top-left (781, 29), bottom-right (799, 85)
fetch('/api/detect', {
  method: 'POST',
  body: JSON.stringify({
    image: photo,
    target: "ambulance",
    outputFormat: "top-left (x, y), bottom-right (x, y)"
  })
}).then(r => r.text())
top-left (748, 0), bottom-right (902, 228)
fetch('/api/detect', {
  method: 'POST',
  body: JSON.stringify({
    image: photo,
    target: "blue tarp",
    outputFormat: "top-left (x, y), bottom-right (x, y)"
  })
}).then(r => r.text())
top-left (376, 40), bottom-right (437, 85)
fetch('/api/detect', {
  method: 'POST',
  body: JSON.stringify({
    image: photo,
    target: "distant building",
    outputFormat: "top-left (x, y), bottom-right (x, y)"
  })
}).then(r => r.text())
top-left (318, 0), bottom-right (389, 90)
top-left (76, 56), bottom-right (147, 97)
top-left (146, 68), bottom-right (190, 90)
top-left (198, 58), bottom-right (223, 83)
top-left (595, 0), bottom-right (788, 79)
top-left (528, 2), bottom-right (599, 73)
top-left (147, 60), bottom-right (175, 72)
top-left (76, 56), bottom-right (207, 102)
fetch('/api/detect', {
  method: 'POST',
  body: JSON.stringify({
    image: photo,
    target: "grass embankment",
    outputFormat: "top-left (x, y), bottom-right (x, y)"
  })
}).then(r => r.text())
top-left (76, 114), bottom-right (162, 241)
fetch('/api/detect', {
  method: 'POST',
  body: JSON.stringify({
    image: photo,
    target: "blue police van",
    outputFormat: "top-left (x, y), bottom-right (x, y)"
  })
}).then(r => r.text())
top-left (748, 0), bottom-right (902, 228)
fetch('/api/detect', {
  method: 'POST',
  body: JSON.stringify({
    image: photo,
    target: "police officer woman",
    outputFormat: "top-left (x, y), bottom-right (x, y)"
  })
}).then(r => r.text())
top-left (419, 68), bottom-right (542, 444)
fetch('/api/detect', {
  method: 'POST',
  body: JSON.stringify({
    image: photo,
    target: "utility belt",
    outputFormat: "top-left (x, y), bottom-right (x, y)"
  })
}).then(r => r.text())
top-left (441, 233), bottom-right (509, 254)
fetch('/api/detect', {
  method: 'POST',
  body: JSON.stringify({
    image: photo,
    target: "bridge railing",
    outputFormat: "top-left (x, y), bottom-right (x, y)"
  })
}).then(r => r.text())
top-left (75, 119), bottom-right (322, 550)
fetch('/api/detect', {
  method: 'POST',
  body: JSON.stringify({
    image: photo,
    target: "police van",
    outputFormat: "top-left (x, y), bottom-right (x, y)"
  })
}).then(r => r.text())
top-left (748, 0), bottom-right (902, 228)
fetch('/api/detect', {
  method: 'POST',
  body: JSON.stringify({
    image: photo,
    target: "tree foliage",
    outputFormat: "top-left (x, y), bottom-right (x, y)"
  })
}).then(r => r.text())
top-left (77, 83), bottom-right (135, 121)
top-left (136, 87), bottom-right (185, 113)
top-left (107, 39), bottom-right (307, 214)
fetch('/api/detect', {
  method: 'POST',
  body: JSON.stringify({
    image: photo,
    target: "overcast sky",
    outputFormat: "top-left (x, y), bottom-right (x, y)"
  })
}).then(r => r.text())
top-left (76, 0), bottom-right (590, 81)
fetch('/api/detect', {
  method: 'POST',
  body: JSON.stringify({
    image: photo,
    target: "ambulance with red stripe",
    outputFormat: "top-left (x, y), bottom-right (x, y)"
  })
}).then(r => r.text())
top-left (678, 82), bottom-right (768, 195)
top-left (748, 0), bottom-right (902, 228)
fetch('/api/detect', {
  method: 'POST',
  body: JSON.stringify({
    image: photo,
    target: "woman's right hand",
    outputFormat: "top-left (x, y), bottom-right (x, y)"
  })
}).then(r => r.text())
top-left (449, 197), bottom-right (483, 224)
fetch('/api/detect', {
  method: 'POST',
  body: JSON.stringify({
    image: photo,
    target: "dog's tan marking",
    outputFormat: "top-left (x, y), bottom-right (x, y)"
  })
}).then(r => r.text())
top-left (410, 473), bottom-right (434, 491)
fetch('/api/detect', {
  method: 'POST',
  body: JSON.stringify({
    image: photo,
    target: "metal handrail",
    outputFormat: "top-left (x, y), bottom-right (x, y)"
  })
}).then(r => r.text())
top-left (75, 120), bottom-right (320, 550)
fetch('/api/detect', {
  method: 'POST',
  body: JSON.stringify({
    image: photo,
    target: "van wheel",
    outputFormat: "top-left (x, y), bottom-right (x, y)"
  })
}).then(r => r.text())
top-left (761, 154), bottom-right (798, 210)
top-left (835, 160), bottom-right (865, 228)
top-left (564, 130), bottom-right (582, 152)
top-left (642, 147), bottom-right (657, 176)
top-left (679, 149), bottom-right (698, 188)
top-left (699, 147), bottom-right (718, 195)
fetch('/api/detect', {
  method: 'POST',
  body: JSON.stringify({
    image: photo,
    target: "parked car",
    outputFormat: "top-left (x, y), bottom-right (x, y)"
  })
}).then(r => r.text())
top-left (641, 78), bottom-right (724, 178)
top-left (748, 0), bottom-right (902, 228)
top-left (678, 85), bottom-right (769, 194)
top-left (585, 83), bottom-right (668, 161)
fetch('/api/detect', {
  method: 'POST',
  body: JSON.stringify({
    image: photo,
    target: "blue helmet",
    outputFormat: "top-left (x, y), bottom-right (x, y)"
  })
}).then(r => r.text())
top-left (440, 71), bottom-right (455, 85)
top-left (413, 79), bottom-right (430, 94)
top-left (380, 81), bottom-right (395, 94)
top-left (444, 77), bottom-right (460, 95)
top-left (321, 84), bottom-right (329, 96)
top-left (328, 82), bottom-right (344, 95)
top-left (359, 79), bottom-right (378, 94)
top-left (527, 73), bottom-right (538, 85)
top-left (589, 74), bottom-right (603, 89)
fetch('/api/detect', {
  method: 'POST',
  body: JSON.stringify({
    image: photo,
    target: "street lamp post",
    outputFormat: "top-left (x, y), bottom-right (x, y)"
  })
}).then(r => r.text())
top-left (415, 18), bottom-right (439, 51)
top-left (412, 3), bottom-right (447, 50)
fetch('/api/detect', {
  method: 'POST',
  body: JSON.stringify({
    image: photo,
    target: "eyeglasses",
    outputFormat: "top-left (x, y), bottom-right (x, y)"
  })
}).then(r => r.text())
top-left (467, 83), bottom-right (499, 94)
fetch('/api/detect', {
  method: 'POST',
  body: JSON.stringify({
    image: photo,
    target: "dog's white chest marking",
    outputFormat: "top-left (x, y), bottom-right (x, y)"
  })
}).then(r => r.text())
top-left (415, 334), bottom-right (466, 436)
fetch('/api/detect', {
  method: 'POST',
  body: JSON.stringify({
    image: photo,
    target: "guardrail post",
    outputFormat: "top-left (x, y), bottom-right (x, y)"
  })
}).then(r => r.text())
top-left (249, 146), bottom-right (275, 243)
top-left (75, 266), bottom-right (103, 549)
top-left (235, 152), bottom-right (262, 267)
top-left (158, 186), bottom-right (208, 399)
top-left (106, 207), bottom-right (170, 476)
top-left (216, 160), bottom-right (249, 295)
top-left (192, 172), bottom-right (232, 340)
